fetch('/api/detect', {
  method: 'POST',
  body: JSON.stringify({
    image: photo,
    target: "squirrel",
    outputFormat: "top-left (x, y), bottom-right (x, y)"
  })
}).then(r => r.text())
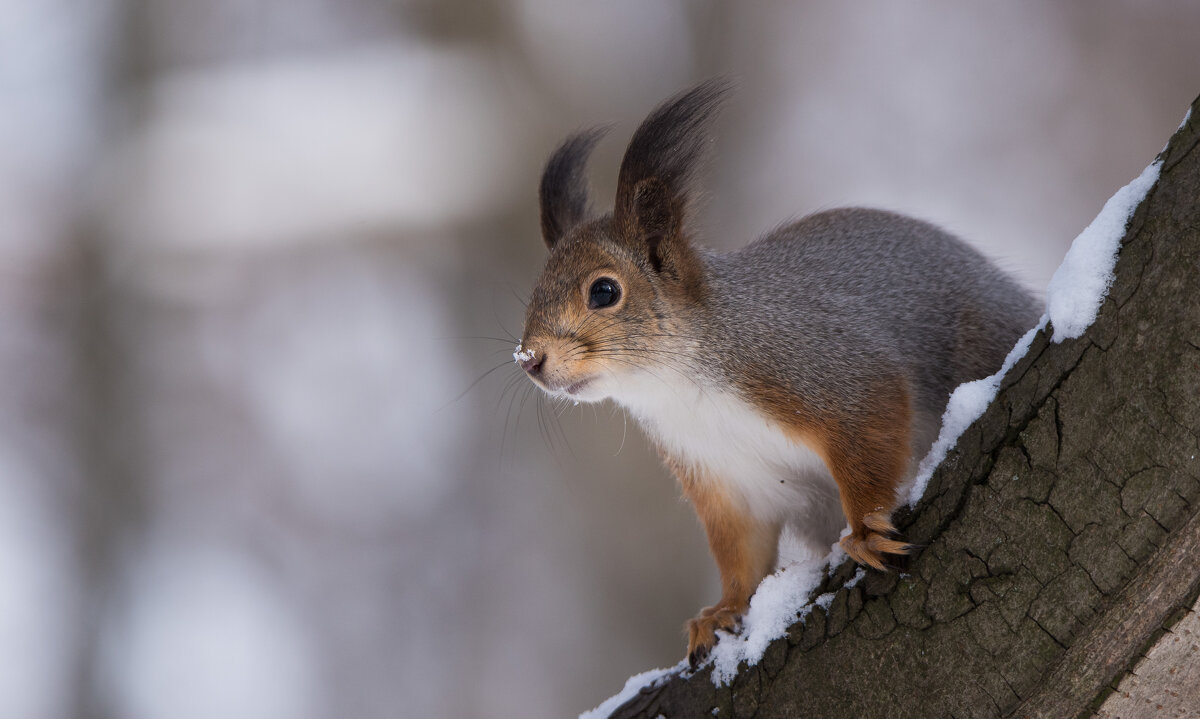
top-left (515, 80), bottom-right (1040, 667)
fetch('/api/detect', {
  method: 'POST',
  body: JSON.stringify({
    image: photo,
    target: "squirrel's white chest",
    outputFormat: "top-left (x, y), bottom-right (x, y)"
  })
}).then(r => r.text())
top-left (611, 375), bottom-right (836, 522)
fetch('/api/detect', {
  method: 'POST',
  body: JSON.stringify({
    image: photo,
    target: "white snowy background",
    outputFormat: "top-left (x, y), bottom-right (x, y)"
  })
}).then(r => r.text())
top-left (1, 2), bottom-right (1198, 718)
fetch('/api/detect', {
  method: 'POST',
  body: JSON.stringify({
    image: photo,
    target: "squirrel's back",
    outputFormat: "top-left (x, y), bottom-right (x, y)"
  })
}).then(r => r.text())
top-left (706, 207), bottom-right (1040, 430)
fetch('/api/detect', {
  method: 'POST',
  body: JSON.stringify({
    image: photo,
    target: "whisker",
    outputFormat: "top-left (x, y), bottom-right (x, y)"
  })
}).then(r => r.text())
top-left (493, 302), bottom-right (523, 346)
top-left (513, 382), bottom-right (537, 440)
top-left (551, 397), bottom-right (578, 460)
top-left (586, 350), bottom-right (706, 384)
top-left (508, 285), bottom-right (530, 310)
top-left (496, 370), bottom-right (529, 414)
top-left (535, 394), bottom-right (551, 450)
top-left (606, 370), bottom-right (630, 456)
top-left (497, 377), bottom-right (526, 470)
top-left (442, 359), bottom-right (517, 411)
top-left (446, 334), bottom-right (523, 344)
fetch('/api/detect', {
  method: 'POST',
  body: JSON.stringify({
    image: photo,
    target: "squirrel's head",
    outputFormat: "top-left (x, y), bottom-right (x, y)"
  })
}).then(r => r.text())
top-left (517, 80), bottom-right (729, 403)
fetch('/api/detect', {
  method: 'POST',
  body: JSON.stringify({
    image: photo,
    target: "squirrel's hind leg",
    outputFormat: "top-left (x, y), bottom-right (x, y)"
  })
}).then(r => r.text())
top-left (824, 384), bottom-right (915, 570)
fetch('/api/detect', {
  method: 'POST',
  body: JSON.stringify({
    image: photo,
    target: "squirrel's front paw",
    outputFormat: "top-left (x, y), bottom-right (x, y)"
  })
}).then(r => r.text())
top-left (840, 511), bottom-right (912, 570)
top-left (686, 604), bottom-right (742, 668)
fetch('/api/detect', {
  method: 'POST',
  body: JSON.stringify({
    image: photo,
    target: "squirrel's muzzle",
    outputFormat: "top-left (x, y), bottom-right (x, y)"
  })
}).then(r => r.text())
top-left (514, 338), bottom-right (599, 399)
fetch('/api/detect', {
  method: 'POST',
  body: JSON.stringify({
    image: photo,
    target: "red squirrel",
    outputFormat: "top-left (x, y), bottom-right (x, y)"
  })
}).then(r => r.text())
top-left (515, 80), bottom-right (1039, 666)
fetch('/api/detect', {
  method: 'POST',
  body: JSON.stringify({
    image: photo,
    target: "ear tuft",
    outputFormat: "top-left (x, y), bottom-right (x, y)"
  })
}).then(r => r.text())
top-left (614, 79), bottom-right (732, 242)
top-left (539, 127), bottom-right (608, 249)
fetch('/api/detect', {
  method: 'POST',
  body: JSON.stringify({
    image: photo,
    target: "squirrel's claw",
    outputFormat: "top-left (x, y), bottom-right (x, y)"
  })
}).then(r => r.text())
top-left (840, 511), bottom-right (913, 569)
top-left (840, 530), bottom-right (913, 569)
top-left (686, 604), bottom-right (742, 669)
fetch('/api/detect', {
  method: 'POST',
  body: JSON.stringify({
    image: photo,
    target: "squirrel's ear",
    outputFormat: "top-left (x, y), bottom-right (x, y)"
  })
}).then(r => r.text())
top-left (539, 127), bottom-right (607, 250)
top-left (614, 79), bottom-right (731, 258)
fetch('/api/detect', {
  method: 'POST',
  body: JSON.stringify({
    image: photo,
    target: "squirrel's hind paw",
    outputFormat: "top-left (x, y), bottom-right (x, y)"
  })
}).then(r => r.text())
top-left (841, 513), bottom-right (913, 570)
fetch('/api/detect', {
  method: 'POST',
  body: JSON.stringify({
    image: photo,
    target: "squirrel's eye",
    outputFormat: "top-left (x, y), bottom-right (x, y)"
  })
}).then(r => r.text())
top-left (588, 278), bottom-right (621, 309)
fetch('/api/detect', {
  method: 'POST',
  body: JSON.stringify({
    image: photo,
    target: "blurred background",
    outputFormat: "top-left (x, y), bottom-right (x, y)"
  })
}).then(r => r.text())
top-left (1, 1), bottom-right (1198, 717)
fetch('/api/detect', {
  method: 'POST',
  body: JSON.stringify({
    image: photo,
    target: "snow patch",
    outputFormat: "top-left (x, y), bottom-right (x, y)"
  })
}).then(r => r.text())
top-left (513, 343), bottom-right (535, 363)
top-left (906, 322), bottom-right (1041, 506)
top-left (1045, 160), bottom-right (1161, 342)
top-left (809, 567), bottom-right (866, 615)
top-left (705, 556), bottom-right (864, 686)
top-left (909, 153), bottom-right (1163, 506)
top-left (708, 556), bottom-right (827, 684)
top-left (578, 664), bottom-right (684, 719)
top-left (581, 545), bottom-right (871, 715)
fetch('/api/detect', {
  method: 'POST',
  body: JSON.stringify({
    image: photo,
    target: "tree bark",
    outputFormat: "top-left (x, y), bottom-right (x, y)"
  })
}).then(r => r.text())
top-left (608, 95), bottom-right (1200, 719)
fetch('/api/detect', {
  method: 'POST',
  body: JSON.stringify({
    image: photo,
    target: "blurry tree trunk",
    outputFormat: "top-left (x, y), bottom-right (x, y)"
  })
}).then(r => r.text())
top-left (68, 1), bottom-right (154, 717)
top-left (608, 97), bottom-right (1200, 719)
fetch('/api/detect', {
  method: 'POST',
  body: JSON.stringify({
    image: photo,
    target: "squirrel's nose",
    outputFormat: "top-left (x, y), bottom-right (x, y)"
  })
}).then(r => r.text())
top-left (515, 343), bottom-right (546, 376)
top-left (520, 354), bottom-right (545, 376)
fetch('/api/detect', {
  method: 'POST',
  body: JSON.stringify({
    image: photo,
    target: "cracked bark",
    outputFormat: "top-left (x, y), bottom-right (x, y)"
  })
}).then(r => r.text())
top-left (607, 96), bottom-right (1200, 719)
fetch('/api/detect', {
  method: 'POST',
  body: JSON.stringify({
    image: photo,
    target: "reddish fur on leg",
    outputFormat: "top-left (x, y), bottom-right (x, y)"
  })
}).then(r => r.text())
top-left (818, 382), bottom-right (915, 570)
top-left (666, 456), bottom-right (780, 667)
top-left (737, 372), bottom-right (916, 572)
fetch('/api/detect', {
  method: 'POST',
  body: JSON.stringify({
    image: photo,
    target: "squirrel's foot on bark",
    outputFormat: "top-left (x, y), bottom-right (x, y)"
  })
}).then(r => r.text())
top-left (840, 512), bottom-right (912, 570)
top-left (686, 603), bottom-right (743, 669)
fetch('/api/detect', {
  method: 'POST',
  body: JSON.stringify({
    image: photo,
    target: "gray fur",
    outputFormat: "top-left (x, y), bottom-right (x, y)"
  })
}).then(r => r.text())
top-left (701, 207), bottom-right (1040, 445)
